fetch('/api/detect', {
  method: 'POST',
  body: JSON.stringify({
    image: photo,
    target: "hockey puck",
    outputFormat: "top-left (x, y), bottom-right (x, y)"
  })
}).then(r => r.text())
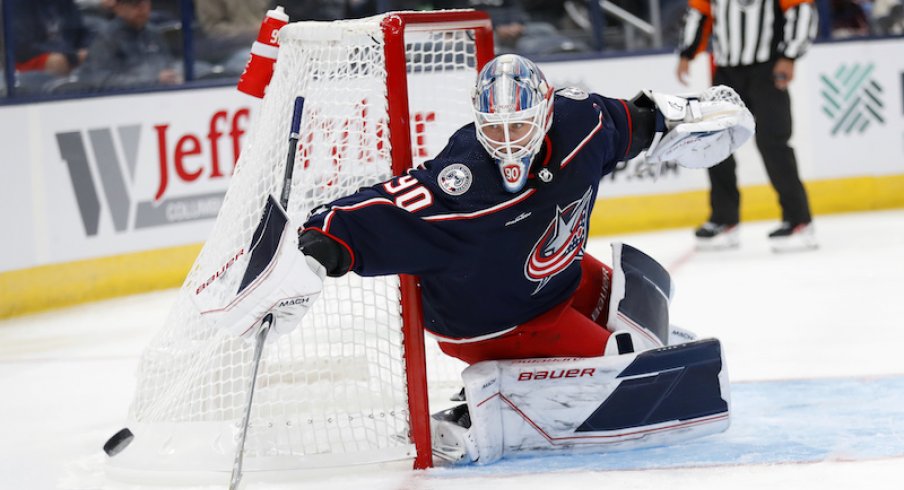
top-left (103, 428), bottom-right (134, 457)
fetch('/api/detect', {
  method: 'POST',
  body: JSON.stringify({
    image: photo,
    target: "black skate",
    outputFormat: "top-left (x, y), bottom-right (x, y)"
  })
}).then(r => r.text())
top-left (694, 222), bottom-right (739, 250)
top-left (769, 222), bottom-right (817, 252)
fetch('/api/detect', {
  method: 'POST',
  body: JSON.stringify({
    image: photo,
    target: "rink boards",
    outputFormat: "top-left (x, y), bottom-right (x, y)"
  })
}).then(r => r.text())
top-left (2, 37), bottom-right (904, 318)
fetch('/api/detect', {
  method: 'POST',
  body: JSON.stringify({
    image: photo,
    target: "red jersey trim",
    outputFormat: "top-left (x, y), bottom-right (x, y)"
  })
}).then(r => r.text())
top-left (424, 189), bottom-right (536, 222)
top-left (560, 112), bottom-right (604, 169)
top-left (322, 197), bottom-right (394, 231)
top-left (300, 226), bottom-right (357, 272)
top-left (618, 99), bottom-right (633, 159)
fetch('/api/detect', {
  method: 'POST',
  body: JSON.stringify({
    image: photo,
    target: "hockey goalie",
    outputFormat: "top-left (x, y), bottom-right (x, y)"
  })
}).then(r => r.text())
top-left (198, 54), bottom-right (751, 465)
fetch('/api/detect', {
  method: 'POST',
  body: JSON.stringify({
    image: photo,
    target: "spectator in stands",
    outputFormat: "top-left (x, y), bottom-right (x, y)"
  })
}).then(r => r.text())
top-left (433, 0), bottom-right (587, 55)
top-left (831, 0), bottom-right (872, 37)
top-left (520, 0), bottom-right (568, 25)
top-left (193, 0), bottom-right (269, 72)
top-left (9, 0), bottom-right (92, 76)
top-left (76, 0), bottom-right (117, 15)
top-left (280, 0), bottom-right (349, 21)
top-left (872, 0), bottom-right (904, 34)
top-left (345, 0), bottom-right (426, 17)
top-left (278, 0), bottom-right (428, 22)
top-left (138, 0), bottom-right (183, 23)
top-left (432, 0), bottom-right (527, 53)
top-left (75, 0), bottom-right (117, 20)
top-left (195, 0), bottom-right (269, 41)
top-left (77, 0), bottom-right (182, 89)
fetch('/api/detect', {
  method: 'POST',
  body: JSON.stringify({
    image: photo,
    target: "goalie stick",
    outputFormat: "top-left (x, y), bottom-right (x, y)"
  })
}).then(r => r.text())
top-left (102, 97), bottom-right (308, 486)
top-left (228, 96), bottom-right (306, 490)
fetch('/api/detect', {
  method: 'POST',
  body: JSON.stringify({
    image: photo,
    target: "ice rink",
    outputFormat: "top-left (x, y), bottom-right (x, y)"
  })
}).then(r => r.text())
top-left (2, 209), bottom-right (903, 490)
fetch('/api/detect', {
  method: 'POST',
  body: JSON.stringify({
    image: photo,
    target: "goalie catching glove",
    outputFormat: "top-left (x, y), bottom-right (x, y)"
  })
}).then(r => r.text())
top-left (195, 196), bottom-right (326, 341)
top-left (642, 85), bottom-right (755, 169)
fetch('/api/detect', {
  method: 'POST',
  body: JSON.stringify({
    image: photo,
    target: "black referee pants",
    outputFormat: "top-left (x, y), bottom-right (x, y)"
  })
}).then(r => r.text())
top-left (708, 61), bottom-right (812, 225)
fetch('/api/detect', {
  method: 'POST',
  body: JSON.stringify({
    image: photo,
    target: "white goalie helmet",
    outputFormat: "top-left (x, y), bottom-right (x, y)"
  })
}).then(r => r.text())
top-left (472, 54), bottom-right (554, 193)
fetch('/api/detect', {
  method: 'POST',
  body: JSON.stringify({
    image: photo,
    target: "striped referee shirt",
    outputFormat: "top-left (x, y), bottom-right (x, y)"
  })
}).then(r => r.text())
top-left (679, 0), bottom-right (818, 67)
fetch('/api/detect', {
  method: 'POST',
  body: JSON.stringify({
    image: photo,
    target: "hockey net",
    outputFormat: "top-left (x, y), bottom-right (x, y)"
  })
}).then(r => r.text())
top-left (111, 11), bottom-right (493, 478)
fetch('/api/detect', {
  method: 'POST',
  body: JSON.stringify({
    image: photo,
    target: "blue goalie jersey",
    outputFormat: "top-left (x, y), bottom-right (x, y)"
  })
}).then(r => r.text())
top-left (303, 91), bottom-right (641, 340)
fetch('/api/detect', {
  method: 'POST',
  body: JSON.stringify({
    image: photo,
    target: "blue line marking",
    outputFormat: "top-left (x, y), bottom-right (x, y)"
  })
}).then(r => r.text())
top-left (430, 376), bottom-right (904, 476)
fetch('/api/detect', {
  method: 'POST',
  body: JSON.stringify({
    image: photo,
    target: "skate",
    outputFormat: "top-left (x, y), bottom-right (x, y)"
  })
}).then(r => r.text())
top-left (694, 222), bottom-right (740, 250)
top-left (769, 222), bottom-right (818, 252)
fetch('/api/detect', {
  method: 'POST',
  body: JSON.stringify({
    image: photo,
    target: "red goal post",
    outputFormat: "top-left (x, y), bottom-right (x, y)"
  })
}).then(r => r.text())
top-left (383, 11), bottom-right (495, 470)
top-left (108, 10), bottom-right (495, 481)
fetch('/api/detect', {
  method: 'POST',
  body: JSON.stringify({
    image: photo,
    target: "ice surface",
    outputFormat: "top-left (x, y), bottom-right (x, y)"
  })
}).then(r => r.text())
top-left (2, 210), bottom-right (903, 489)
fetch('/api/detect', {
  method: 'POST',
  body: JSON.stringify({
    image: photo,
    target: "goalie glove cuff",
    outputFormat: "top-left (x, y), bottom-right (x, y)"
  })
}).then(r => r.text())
top-left (298, 229), bottom-right (352, 277)
top-left (624, 92), bottom-right (666, 160)
top-left (649, 91), bottom-right (703, 127)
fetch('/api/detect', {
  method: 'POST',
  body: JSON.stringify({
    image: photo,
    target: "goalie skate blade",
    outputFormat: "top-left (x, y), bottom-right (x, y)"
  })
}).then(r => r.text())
top-left (103, 427), bottom-right (134, 457)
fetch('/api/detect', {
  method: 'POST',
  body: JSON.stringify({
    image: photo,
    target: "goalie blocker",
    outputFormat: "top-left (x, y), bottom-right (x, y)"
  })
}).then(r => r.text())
top-left (432, 243), bottom-right (730, 464)
top-left (192, 194), bottom-right (326, 341)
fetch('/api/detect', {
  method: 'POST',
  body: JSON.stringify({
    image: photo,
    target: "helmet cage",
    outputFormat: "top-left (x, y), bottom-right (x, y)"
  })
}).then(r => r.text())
top-left (472, 55), bottom-right (554, 193)
top-left (474, 103), bottom-right (547, 161)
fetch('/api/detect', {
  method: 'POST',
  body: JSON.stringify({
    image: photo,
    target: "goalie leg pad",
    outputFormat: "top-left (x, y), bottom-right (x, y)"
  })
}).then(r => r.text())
top-left (606, 242), bottom-right (673, 352)
top-left (454, 339), bottom-right (730, 465)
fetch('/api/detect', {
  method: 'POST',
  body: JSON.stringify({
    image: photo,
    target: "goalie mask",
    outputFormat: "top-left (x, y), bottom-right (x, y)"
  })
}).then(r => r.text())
top-left (473, 54), bottom-right (554, 193)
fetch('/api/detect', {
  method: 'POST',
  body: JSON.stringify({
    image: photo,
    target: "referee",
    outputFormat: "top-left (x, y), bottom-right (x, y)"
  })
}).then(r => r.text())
top-left (677, 0), bottom-right (818, 251)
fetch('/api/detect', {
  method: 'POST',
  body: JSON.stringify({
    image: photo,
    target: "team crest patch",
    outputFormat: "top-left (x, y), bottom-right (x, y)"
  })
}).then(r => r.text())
top-left (525, 187), bottom-right (593, 294)
top-left (438, 164), bottom-right (473, 195)
top-left (557, 87), bottom-right (589, 100)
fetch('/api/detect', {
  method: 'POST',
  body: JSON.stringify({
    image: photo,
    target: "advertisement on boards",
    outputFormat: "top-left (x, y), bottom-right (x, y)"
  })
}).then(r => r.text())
top-left (0, 88), bottom-right (258, 272)
top-left (801, 38), bottom-right (904, 179)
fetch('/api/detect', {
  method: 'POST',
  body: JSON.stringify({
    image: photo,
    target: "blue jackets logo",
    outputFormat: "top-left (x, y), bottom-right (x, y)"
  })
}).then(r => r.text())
top-left (524, 187), bottom-right (592, 294)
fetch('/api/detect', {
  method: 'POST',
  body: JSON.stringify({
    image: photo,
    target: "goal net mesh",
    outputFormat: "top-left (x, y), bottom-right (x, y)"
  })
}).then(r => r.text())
top-left (119, 13), bottom-right (481, 472)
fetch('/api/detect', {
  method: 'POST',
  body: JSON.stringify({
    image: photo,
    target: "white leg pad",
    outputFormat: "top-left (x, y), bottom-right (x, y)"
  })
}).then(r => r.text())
top-left (457, 339), bottom-right (730, 465)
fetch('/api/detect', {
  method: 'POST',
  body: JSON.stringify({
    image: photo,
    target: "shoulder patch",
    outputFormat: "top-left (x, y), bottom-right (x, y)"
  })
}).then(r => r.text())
top-left (437, 163), bottom-right (473, 196)
top-left (557, 87), bottom-right (589, 100)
